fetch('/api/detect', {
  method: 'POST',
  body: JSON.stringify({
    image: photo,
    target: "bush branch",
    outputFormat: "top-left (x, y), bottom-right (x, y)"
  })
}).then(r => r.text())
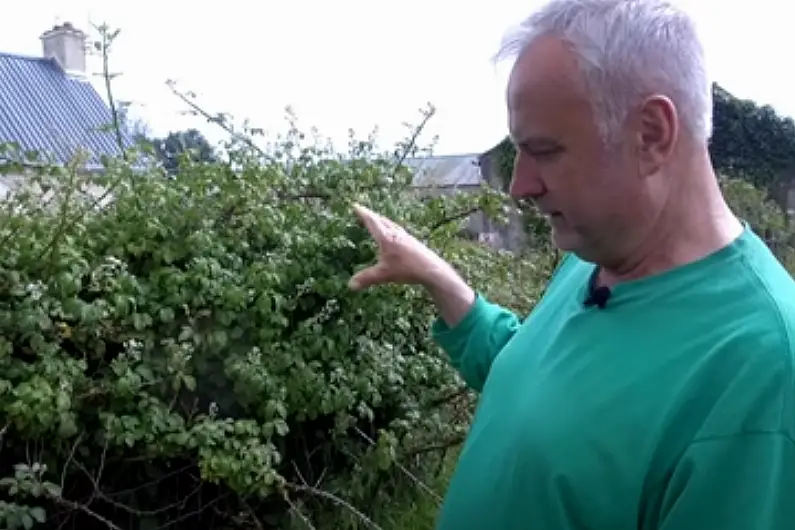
top-left (285, 482), bottom-right (383, 530)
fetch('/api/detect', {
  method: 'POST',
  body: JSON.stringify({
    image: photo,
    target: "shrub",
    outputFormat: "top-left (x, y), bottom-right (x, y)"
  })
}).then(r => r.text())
top-left (719, 174), bottom-right (795, 271)
top-left (0, 116), bottom-right (547, 529)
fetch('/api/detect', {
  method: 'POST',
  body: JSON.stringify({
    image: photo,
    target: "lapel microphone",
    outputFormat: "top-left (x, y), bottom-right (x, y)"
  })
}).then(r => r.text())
top-left (584, 267), bottom-right (611, 309)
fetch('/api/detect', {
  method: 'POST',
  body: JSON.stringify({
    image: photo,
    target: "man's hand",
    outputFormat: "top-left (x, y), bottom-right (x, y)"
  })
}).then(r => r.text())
top-left (348, 203), bottom-right (448, 290)
top-left (349, 203), bottom-right (475, 327)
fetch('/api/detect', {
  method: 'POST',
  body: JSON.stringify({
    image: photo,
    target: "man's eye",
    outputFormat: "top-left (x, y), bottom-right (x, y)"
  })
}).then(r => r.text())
top-left (529, 149), bottom-right (561, 160)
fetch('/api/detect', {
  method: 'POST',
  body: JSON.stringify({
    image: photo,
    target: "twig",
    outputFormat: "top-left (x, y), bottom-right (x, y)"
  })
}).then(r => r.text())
top-left (0, 423), bottom-right (8, 451)
top-left (404, 437), bottom-right (465, 458)
top-left (353, 427), bottom-right (443, 504)
top-left (167, 80), bottom-right (269, 162)
top-left (73, 458), bottom-right (203, 519)
top-left (91, 438), bottom-right (109, 504)
top-left (94, 24), bottom-right (127, 161)
top-left (428, 387), bottom-right (471, 408)
top-left (428, 207), bottom-right (480, 233)
top-left (60, 432), bottom-right (83, 491)
top-left (146, 491), bottom-right (227, 530)
top-left (48, 494), bottom-right (123, 530)
top-left (282, 491), bottom-right (318, 530)
top-left (286, 483), bottom-right (383, 530)
top-left (239, 497), bottom-right (265, 530)
top-left (390, 105), bottom-right (435, 181)
top-left (166, 81), bottom-right (436, 204)
top-left (103, 461), bottom-right (196, 497)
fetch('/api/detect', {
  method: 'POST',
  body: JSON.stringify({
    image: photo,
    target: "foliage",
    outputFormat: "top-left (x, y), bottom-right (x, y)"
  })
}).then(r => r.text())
top-left (490, 137), bottom-right (515, 195)
top-left (719, 175), bottom-right (787, 236)
top-left (0, 104), bottom-right (546, 528)
top-left (488, 138), bottom-right (556, 263)
top-left (718, 175), bottom-right (795, 271)
top-left (710, 84), bottom-right (795, 190)
top-left (151, 129), bottom-right (217, 175)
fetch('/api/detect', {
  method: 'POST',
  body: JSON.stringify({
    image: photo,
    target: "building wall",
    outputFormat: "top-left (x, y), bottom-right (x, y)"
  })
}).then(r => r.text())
top-left (406, 148), bottom-right (531, 252)
top-left (475, 149), bottom-right (528, 252)
top-left (0, 170), bottom-right (109, 208)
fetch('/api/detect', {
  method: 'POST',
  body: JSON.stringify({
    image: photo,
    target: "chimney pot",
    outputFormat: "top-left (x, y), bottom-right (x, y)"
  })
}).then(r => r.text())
top-left (40, 21), bottom-right (87, 76)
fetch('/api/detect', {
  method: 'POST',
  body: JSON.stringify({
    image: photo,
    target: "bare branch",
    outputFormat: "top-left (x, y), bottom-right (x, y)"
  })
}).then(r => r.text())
top-left (240, 497), bottom-right (265, 530)
top-left (282, 492), bottom-right (318, 530)
top-left (428, 207), bottom-right (480, 233)
top-left (93, 24), bottom-right (127, 161)
top-left (73, 458), bottom-right (203, 519)
top-left (147, 492), bottom-right (227, 530)
top-left (167, 80), bottom-right (270, 162)
top-left (47, 494), bottom-right (123, 530)
top-left (353, 427), bottom-right (443, 504)
top-left (285, 482), bottom-right (383, 530)
top-left (391, 105), bottom-right (435, 181)
top-left (106, 460), bottom-right (197, 498)
top-left (404, 436), bottom-right (465, 458)
top-left (60, 432), bottom-right (83, 491)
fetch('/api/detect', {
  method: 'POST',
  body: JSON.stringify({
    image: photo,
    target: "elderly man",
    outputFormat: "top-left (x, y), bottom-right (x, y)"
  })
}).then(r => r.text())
top-left (350, 0), bottom-right (795, 528)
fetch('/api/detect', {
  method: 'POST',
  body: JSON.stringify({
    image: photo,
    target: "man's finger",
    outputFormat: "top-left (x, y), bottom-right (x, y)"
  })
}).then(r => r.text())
top-left (353, 203), bottom-right (382, 238)
top-left (349, 264), bottom-right (389, 290)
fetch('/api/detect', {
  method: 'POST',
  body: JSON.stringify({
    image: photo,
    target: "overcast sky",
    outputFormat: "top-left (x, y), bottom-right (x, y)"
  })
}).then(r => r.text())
top-left (3, 0), bottom-right (793, 155)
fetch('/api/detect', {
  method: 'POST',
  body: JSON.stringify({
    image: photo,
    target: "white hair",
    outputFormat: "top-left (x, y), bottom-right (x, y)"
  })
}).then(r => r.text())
top-left (497, 0), bottom-right (713, 145)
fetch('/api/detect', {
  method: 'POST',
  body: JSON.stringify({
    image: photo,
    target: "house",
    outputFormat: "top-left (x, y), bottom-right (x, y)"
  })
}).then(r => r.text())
top-left (404, 154), bottom-right (484, 191)
top-left (0, 22), bottom-right (133, 199)
top-left (404, 153), bottom-right (492, 242)
top-left (405, 150), bottom-right (527, 251)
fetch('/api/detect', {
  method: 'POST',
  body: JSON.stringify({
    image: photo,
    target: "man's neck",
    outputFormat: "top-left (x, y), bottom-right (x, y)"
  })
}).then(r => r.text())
top-left (599, 162), bottom-right (743, 287)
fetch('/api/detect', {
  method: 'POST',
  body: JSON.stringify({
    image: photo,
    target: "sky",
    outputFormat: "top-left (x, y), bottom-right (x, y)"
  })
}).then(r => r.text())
top-left (3, 0), bottom-right (794, 156)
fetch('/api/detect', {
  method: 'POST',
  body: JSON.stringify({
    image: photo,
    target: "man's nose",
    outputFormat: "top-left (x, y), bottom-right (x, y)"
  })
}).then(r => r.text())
top-left (508, 156), bottom-right (545, 199)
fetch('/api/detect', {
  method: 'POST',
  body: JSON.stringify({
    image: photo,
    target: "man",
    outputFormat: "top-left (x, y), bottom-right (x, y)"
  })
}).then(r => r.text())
top-left (350, 0), bottom-right (795, 528)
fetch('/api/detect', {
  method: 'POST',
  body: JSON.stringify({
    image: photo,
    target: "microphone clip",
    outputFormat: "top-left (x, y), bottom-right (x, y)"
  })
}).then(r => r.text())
top-left (584, 267), bottom-right (611, 309)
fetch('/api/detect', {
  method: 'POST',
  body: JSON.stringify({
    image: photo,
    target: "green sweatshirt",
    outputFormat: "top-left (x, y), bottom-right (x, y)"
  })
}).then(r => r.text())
top-left (432, 226), bottom-right (795, 530)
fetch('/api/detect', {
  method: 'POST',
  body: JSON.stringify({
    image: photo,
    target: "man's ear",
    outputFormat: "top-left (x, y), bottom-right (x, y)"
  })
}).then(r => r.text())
top-left (635, 94), bottom-right (678, 177)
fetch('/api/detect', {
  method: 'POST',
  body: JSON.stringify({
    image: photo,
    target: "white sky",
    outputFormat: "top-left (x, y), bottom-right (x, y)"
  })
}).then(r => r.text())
top-left (3, 0), bottom-right (794, 155)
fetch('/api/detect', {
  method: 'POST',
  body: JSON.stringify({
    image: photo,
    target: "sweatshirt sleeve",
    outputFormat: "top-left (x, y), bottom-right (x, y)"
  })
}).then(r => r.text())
top-left (430, 294), bottom-right (521, 392)
top-left (654, 432), bottom-right (795, 530)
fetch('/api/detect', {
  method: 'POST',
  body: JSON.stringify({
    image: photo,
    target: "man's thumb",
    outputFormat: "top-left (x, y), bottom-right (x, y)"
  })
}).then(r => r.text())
top-left (349, 264), bottom-right (389, 291)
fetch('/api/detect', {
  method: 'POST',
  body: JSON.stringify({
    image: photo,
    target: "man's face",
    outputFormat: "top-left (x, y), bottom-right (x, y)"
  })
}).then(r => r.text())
top-left (506, 36), bottom-right (652, 263)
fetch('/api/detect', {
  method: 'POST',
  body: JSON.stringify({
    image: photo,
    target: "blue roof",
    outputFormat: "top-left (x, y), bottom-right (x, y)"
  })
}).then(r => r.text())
top-left (404, 154), bottom-right (484, 187)
top-left (0, 52), bottom-right (133, 169)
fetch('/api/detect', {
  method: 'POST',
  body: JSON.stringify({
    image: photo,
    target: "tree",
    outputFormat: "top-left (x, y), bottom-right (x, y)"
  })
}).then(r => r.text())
top-left (152, 129), bottom-right (217, 175)
top-left (710, 84), bottom-right (795, 191)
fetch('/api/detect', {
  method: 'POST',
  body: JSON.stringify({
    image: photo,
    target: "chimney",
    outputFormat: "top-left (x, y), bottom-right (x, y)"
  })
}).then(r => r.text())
top-left (40, 22), bottom-right (87, 76)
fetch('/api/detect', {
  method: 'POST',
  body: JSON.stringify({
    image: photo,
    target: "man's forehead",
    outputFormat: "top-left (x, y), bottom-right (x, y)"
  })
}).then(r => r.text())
top-left (507, 36), bottom-right (583, 105)
top-left (506, 37), bottom-right (592, 140)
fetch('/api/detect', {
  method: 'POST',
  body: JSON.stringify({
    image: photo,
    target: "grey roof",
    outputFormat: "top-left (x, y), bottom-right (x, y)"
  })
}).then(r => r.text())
top-left (0, 52), bottom-right (132, 169)
top-left (404, 154), bottom-right (483, 188)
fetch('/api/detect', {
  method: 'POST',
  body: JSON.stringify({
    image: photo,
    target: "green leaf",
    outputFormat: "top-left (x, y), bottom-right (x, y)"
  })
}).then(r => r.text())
top-left (29, 507), bottom-right (46, 523)
top-left (183, 375), bottom-right (196, 391)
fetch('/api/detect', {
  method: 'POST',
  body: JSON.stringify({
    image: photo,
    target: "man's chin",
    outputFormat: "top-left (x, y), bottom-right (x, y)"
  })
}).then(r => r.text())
top-left (549, 225), bottom-right (581, 252)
